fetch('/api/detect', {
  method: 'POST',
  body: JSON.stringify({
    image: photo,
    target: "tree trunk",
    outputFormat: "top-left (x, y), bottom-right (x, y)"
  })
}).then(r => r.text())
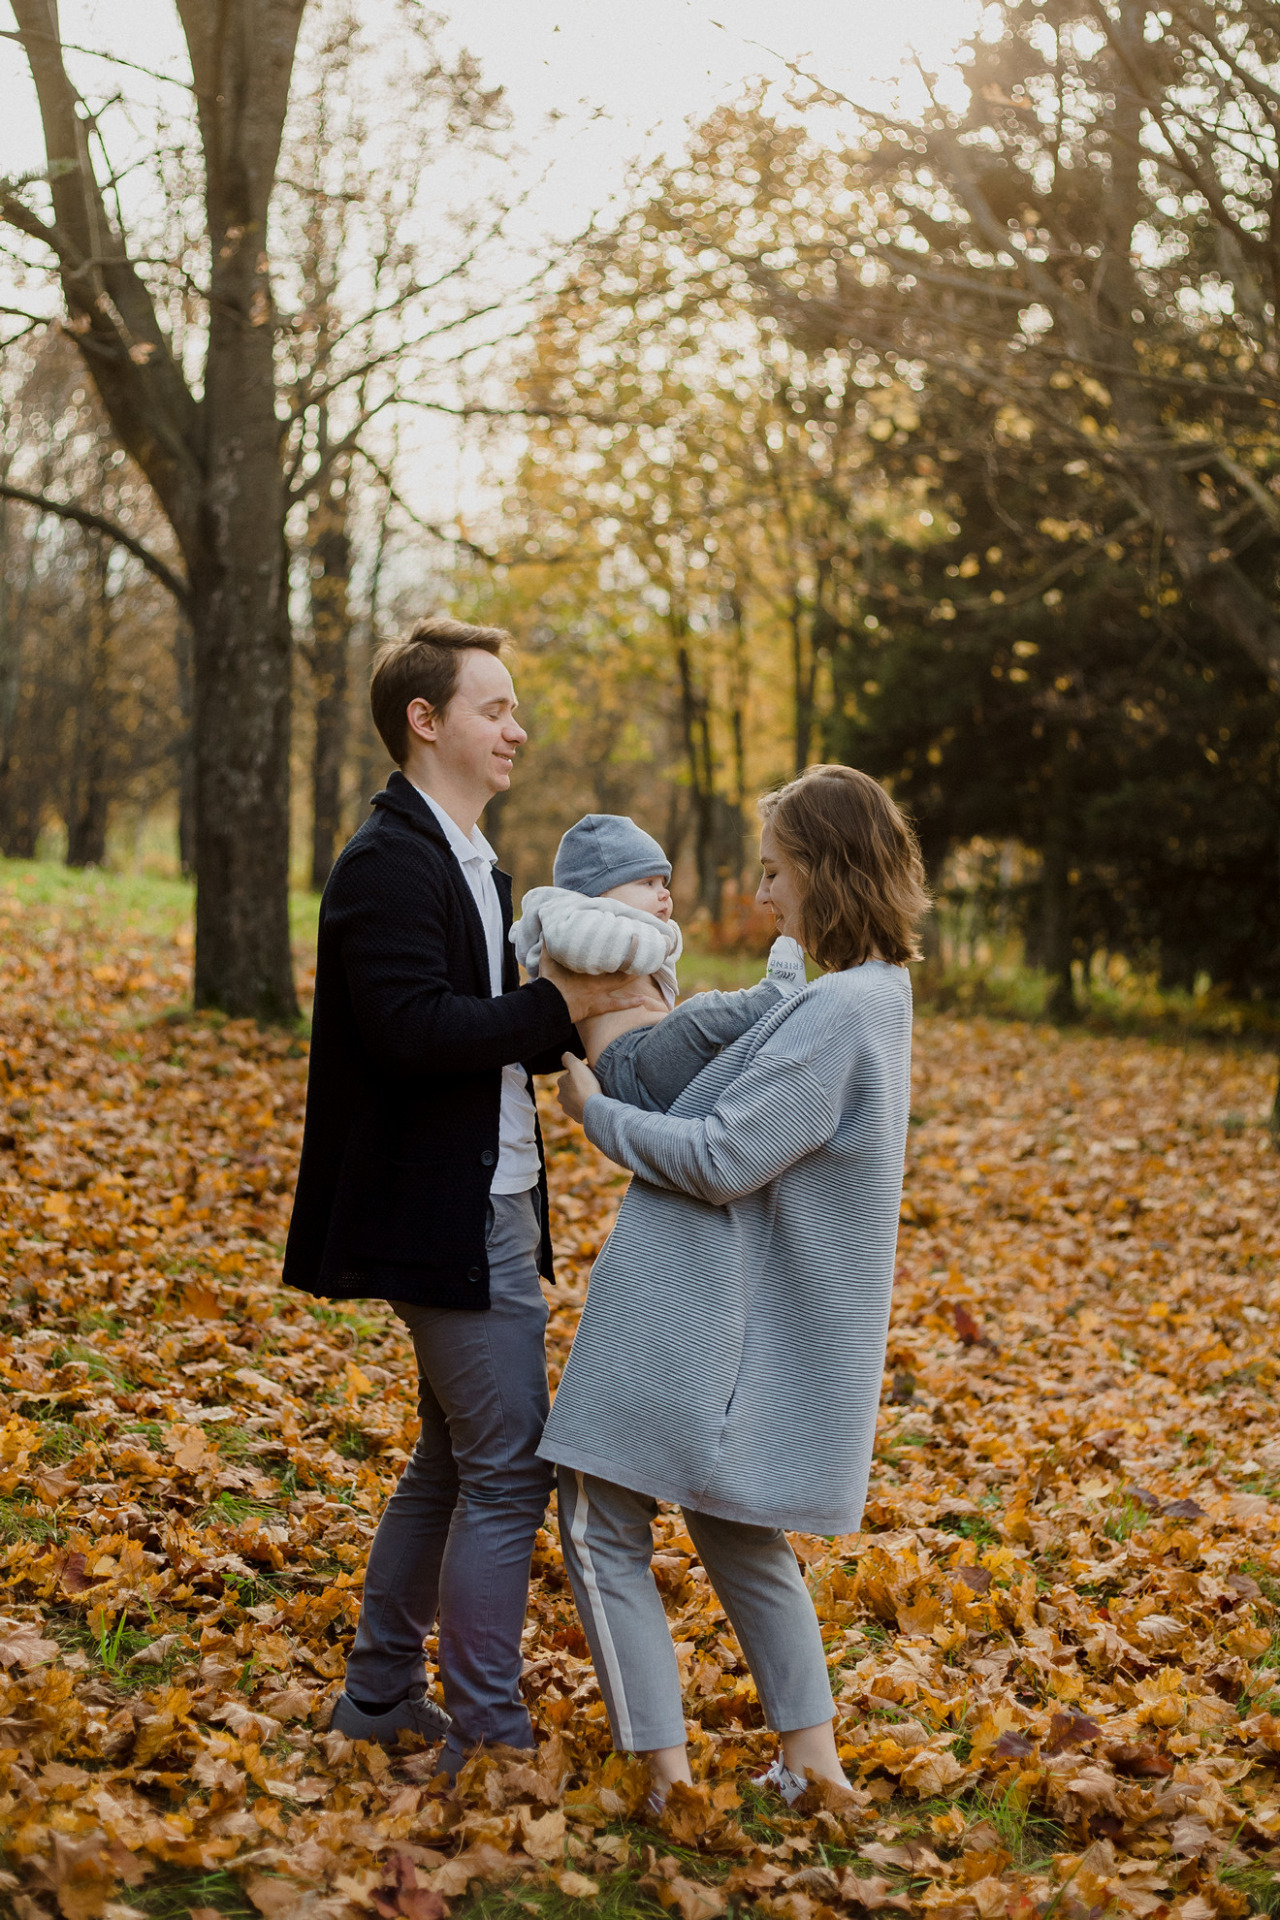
top-left (725, 588), bottom-right (750, 890)
top-left (350, 477), bottom-right (394, 834)
top-left (185, 4), bottom-right (299, 1020)
top-left (66, 764), bottom-right (109, 867)
top-left (66, 540), bottom-right (112, 868)
top-left (307, 480), bottom-right (352, 892)
top-left (8, 0), bottom-right (303, 1019)
top-left (174, 617), bottom-right (196, 878)
top-left (0, 478), bottom-right (44, 856)
top-left (1041, 732), bottom-right (1077, 1022)
top-left (191, 541), bottom-right (295, 1019)
top-left (673, 626), bottom-right (720, 917)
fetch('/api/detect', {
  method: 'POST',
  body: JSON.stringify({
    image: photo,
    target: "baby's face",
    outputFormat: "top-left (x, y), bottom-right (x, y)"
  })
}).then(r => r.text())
top-left (603, 874), bottom-right (673, 921)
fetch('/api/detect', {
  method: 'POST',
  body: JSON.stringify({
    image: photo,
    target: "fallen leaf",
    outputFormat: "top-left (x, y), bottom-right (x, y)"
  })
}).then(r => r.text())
top-left (0, 1619), bottom-right (60, 1669)
top-left (518, 1806), bottom-right (566, 1861)
top-left (638, 1871), bottom-right (725, 1919)
top-left (952, 1302), bottom-right (989, 1347)
top-left (1170, 1815), bottom-right (1216, 1858)
top-left (1107, 1743), bottom-right (1173, 1779)
top-left (1043, 1710), bottom-right (1103, 1755)
top-left (555, 1870), bottom-right (602, 1899)
top-left (900, 1747), bottom-right (968, 1796)
top-left (955, 1565), bottom-right (993, 1595)
top-left (127, 1634), bottom-right (183, 1668)
top-left (244, 1874), bottom-right (312, 1919)
top-left (838, 1872), bottom-right (914, 1912)
top-left (32, 1466), bottom-right (77, 1505)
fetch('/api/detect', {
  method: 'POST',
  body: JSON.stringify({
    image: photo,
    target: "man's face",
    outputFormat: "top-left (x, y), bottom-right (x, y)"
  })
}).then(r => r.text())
top-left (408, 650), bottom-right (527, 801)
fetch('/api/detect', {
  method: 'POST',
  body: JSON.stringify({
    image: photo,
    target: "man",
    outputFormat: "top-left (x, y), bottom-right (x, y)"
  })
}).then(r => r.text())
top-left (283, 615), bottom-right (650, 1773)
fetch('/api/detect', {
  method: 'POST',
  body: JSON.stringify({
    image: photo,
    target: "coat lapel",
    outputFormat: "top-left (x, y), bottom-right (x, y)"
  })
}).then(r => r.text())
top-left (494, 870), bottom-right (517, 993)
top-left (376, 773), bottom-right (493, 995)
top-left (445, 855), bottom-right (492, 996)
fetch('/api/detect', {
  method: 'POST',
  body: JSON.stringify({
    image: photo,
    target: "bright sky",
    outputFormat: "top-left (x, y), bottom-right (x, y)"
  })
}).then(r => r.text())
top-left (0, 0), bottom-right (977, 526)
top-left (1, 0), bottom-right (977, 238)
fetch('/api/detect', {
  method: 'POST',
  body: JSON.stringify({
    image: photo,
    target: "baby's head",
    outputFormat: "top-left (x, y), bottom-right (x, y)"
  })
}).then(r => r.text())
top-left (553, 814), bottom-right (673, 923)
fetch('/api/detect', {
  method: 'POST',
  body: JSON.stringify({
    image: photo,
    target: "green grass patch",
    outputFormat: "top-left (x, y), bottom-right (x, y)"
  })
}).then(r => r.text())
top-left (0, 1496), bottom-right (62, 1545)
top-left (56, 1341), bottom-right (137, 1388)
top-left (207, 1423), bottom-right (266, 1464)
top-left (198, 1491), bottom-right (281, 1529)
top-left (1219, 1859), bottom-right (1280, 1918)
top-left (0, 857), bottom-right (191, 934)
top-left (916, 951), bottom-right (1280, 1047)
top-left (0, 857), bottom-right (322, 992)
top-left (35, 1419), bottom-right (85, 1461)
top-left (74, 1309), bottom-right (127, 1337)
top-left (455, 1872), bottom-right (666, 1920)
top-left (130, 1867), bottom-right (260, 1918)
top-left (957, 1782), bottom-right (1066, 1871)
top-left (934, 1512), bottom-right (1001, 1548)
top-left (1102, 1495), bottom-right (1154, 1542)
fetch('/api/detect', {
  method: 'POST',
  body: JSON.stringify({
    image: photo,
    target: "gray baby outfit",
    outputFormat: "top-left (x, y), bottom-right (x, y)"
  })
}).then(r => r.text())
top-left (595, 981), bottom-right (782, 1111)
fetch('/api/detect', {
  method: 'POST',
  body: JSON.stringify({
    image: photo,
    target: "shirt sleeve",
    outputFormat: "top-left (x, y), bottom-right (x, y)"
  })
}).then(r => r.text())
top-left (582, 1046), bottom-right (841, 1205)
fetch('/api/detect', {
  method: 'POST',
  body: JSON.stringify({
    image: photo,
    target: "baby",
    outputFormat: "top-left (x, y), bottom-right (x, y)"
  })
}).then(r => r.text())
top-left (511, 813), bottom-right (805, 1113)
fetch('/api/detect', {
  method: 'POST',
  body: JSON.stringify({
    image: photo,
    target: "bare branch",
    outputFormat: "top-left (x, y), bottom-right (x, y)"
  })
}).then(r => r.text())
top-left (0, 27), bottom-right (194, 95)
top-left (0, 481), bottom-right (191, 611)
top-left (351, 447), bottom-right (578, 570)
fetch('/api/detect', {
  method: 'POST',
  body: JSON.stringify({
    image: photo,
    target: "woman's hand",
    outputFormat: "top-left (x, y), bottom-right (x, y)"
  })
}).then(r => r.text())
top-left (558, 1051), bottom-right (602, 1124)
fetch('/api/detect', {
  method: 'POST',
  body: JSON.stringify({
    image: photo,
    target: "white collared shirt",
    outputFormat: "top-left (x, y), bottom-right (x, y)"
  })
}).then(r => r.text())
top-left (411, 783), bottom-right (541, 1195)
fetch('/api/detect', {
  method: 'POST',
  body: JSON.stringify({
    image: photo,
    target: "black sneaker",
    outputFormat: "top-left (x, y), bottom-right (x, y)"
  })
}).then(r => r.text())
top-left (328, 1684), bottom-right (452, 1748)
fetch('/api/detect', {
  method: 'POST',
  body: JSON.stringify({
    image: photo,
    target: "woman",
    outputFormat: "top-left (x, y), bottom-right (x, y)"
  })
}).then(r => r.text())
top-left (538, 764), bottom-right (927, 1807)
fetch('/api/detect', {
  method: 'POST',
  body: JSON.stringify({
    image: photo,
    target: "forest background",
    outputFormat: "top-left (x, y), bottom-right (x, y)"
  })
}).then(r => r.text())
top-left (0, 0), bottom-right (1278, 1044)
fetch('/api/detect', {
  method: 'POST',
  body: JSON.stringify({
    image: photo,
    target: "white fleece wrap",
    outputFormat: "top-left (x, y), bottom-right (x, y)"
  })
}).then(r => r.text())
top-left (512, 886), bottom-right (682, 1008)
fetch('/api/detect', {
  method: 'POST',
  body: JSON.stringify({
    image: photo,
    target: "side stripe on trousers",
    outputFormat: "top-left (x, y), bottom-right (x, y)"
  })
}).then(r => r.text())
top-left (568, 1472), bottom-right (634, 1751)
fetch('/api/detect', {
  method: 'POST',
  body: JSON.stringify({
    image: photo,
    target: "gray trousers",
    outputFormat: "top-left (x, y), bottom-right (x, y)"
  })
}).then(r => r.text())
top-left (345, 1191), bottom-right (552, 1771)
top-left (596, 981), bottom-right (780, 1113)
top-left (556, 1467), bottom-right (835, 1753)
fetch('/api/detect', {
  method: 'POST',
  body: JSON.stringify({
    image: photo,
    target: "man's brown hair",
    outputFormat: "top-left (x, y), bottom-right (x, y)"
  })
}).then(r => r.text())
top-left (757, 764), bottom-right (930, 971)
top-left (370, 615), bottom-right (511, 765)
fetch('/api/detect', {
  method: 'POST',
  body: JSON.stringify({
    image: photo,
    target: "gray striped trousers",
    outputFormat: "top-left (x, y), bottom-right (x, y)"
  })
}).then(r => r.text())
top-left (556, 1467), bottom-right (834, 1752)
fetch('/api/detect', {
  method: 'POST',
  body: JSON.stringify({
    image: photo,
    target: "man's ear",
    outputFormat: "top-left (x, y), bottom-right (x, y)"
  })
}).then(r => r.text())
top-left (406, 696), bottom-right (438, 745)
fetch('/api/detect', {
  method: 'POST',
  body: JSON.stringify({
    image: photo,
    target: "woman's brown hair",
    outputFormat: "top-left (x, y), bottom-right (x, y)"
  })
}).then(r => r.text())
top-left (757, 764), bottom-right (930, 971)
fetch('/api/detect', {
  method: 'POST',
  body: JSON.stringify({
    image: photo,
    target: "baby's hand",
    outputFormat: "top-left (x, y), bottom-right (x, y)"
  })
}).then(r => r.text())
top-left (765, 935), bottom-right (807, 995)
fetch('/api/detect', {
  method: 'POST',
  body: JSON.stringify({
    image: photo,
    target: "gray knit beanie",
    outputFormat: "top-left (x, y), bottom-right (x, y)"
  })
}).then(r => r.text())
top-left (553, 814), bottom-right (671, 898)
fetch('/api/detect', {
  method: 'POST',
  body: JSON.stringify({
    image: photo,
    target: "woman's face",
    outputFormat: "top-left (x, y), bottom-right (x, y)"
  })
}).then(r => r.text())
top-left (756, 822), bottom-right (804, 944)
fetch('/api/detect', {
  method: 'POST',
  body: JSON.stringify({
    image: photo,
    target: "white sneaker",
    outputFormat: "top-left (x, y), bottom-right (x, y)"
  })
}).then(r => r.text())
top-left (751, 1754), bottom-right (808, 1806)
top-left (765, 936), bottom-right (806, 996)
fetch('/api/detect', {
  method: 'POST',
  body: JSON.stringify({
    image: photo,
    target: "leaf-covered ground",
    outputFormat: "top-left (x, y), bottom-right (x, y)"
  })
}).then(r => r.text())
top-left (0, 869), bottom-right (1279, 1920)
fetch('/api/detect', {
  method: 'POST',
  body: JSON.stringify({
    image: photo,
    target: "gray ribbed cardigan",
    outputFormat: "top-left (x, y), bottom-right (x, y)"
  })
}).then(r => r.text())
top-left (537, 962), bottom-right (912, 1534)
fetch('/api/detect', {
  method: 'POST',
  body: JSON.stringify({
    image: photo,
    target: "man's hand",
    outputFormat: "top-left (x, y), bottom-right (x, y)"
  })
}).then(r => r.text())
top-left (558, 1051), bottom-right (602, 1124)
top-left (540, 952), bottom-right (664, 1025)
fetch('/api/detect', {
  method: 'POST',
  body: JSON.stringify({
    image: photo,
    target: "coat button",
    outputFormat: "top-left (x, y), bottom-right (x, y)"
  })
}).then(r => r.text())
top-left (467, 1265), bottom-right (482, 1282)
top-left (480, 1149), bottom-right (496, 1167)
